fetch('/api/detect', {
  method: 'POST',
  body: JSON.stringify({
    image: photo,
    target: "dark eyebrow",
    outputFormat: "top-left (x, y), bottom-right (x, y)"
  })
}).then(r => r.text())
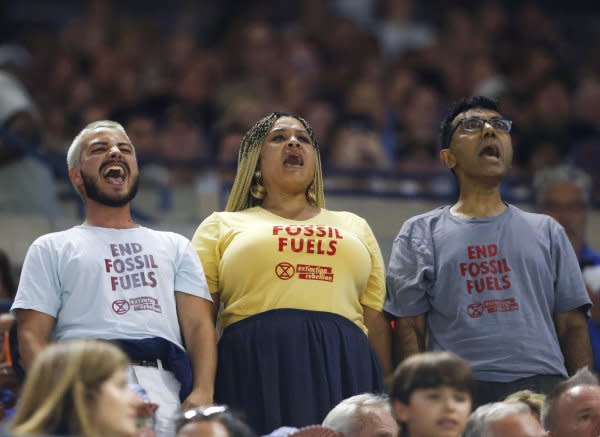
top-left (463, 116), bottom-right (504, 121)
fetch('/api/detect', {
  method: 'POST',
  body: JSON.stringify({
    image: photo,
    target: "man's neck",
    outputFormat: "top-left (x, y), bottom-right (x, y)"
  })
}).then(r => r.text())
top-left (453, 184), bottom-right (507, 218)
top-left (84, 202), bottom-right (137, 229)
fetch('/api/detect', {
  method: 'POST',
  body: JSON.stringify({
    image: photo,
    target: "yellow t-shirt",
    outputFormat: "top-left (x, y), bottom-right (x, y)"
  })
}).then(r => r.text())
top-left (191, 206), bottom-right (385, 334)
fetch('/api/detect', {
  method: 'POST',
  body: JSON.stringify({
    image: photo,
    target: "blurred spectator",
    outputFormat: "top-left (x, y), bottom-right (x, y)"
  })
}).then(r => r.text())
top-left (568, 79), bottom-right (600, 200)
top-left (0, 250), bottom-right (16, 302)
top-left (464, 401), bottom-right (545, 437)
top-left (524, 134), bottom-right (563, 173)
top-left (0, 70), bottom-right (63, 217)
top-left (343, 79), bottom-right (385, 132)
top-left (374, 0), bottom-right (436, 57)
top-left (301, 100), bottom-right (337, 161)
top-left (394, 84), bottom-right (442, 168)
top-left (389, 351), bottom-right (473, 437)
top-left (175, 405), bottom-right (257, 437)
top-left (322, 393), bottom-right (398, 437)
top-left (8, 339), bottom-right (143, 437)
top-left (159, 104), bottom-right (210, 185)
top-left (0, 250), bottom-right (18, 421)
top-left (215, 123), bottom-right (245, 182)
top-left (327, 116), bottom-right (389, 191)
top-left (1, 0), bottom-right (599, 206)
top-left (329, 116), bottom-right (389, 171)
top-left (122, 112), bottom-right (162, 161)
top-left (541, 367), bottom-right (600, 437)
top-left (533, 165), bottom-right (600, 373)
top-left (533, 165), bottom-right (598, 269)
top-left (504, 389), bottom-right (546, 422)
top-left (264, 426), bottom-right (341, 437)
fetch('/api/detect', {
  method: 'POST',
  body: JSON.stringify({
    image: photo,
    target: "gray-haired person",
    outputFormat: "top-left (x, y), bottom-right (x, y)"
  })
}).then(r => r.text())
top-left (322, 393), bottom-right (398, 437)
top-left (534, 165), bottom-right (600, 373)
top-left (541, 367), bottom-right (600, 437)
top-left (464, 401), bottom-right (545, 437)
top-left (534, 165), bottom-right (599, 268)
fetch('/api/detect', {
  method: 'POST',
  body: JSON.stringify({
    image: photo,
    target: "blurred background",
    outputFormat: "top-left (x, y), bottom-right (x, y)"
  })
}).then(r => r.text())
top-left (1, 0), bottom-right (599, 270)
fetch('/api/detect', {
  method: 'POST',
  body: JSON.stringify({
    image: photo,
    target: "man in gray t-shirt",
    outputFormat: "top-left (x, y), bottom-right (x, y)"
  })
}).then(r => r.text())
top-left (385, 96), bottom-right (592, 407)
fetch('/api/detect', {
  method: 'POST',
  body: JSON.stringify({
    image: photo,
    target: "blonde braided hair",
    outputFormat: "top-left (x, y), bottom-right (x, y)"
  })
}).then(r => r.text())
top-left (225, 112), bottom-right (325, 212)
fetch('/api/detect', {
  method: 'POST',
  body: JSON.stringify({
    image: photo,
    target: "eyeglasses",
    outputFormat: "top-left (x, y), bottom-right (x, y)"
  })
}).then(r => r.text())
top-left (451, 117), bottom-right (512, 138)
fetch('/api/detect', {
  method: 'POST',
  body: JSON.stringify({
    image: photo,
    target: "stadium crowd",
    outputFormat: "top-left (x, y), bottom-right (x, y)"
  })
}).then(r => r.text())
top-left (1, 0), bottom-right (600, 436)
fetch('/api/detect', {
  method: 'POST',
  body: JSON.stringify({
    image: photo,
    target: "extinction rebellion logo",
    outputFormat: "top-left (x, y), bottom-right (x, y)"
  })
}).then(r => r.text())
top-left (275, 262), bottom-right (334, 282)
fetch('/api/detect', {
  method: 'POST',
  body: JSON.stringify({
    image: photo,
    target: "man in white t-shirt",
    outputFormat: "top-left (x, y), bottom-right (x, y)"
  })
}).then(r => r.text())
top-left (11, 120), bottom-right (216, 437)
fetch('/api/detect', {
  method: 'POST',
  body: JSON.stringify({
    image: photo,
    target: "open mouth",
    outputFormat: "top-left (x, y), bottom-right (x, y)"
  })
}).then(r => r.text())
top-left (437, 417), bottom-right (459, 428)
top-left (284, 153), bottom-right (304, 167)
top-left (479, 143), bottom-right (500, 159)
top-left (100, 161), bottom-right (128, 185)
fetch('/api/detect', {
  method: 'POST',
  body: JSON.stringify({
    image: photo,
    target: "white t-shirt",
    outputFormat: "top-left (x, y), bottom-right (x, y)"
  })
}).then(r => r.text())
top-left (12, 225), bottom-right (211, 349)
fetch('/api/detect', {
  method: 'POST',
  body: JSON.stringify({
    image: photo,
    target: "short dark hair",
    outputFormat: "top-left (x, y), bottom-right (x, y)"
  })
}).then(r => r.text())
top-left (439, 96), bottom-right (500, 150)
top-left (389, 351), bottom-right (473, 404)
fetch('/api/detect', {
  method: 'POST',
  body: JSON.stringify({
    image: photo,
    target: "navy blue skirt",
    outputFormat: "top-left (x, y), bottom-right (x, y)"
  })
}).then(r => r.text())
top-left (215, 308), bottom-right (385, 434)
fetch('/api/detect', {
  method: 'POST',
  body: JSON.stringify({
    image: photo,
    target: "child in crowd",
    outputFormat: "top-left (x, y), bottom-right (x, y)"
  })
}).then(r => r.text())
top-left (389, 351), bottom-right (473, 437)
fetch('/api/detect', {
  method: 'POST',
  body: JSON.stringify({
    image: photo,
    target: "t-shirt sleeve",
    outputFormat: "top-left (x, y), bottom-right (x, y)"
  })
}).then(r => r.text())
top-left (191, 213), bottom-right (221, 295)
top-left (11, 240), bottom-right (61, 317)
top-left (551, 220), bottom-right (592, 315)
top-left (357, 218), bottom-right (386, 311)
top-left (384, 220), bottom-right (433, 318)
top-left (174, 236), bottom-right (213, 302)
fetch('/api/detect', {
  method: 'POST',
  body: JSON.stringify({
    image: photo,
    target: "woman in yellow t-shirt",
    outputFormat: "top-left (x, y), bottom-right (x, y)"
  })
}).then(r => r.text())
top-left (192, 112), bottom-right (390, 434)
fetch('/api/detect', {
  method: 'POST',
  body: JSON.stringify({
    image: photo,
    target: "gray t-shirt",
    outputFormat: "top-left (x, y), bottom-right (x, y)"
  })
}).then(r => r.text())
top-left (385, 204), bottom-right (591, 382)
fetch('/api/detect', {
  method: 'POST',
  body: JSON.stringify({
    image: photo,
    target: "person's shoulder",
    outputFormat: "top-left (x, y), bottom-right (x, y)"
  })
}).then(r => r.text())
top-left (322, 209), bottom-right (364, 222)
top-left (508, 205), bottom-right (557, 228)
top-left (399, 206), bottom-right (448, 232)
top-left (203, 209), bottom-right (255, 222)
top-left (138, 226), bottom-right (190, 243)
top-left (31, 225), bottom-right (82, 246)
top-left (409, 206), bottom-right (447, 222)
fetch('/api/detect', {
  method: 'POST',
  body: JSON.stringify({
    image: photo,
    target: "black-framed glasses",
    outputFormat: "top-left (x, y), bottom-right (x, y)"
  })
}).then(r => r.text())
top-left (451, 117), bottom-right (513, 138)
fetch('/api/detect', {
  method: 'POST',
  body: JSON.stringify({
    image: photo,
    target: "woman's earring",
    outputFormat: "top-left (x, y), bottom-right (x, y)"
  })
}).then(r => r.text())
top-left (250, 170), bottom-right (266, 200)
top-left (306, 181), bottom-right (317, 205)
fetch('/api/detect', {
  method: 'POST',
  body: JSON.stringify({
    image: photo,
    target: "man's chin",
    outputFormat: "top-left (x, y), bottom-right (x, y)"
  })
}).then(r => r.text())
top-left (88, 194), bottom-right (134, 207)
top-left (81, 173), bottom-right (139, 207)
